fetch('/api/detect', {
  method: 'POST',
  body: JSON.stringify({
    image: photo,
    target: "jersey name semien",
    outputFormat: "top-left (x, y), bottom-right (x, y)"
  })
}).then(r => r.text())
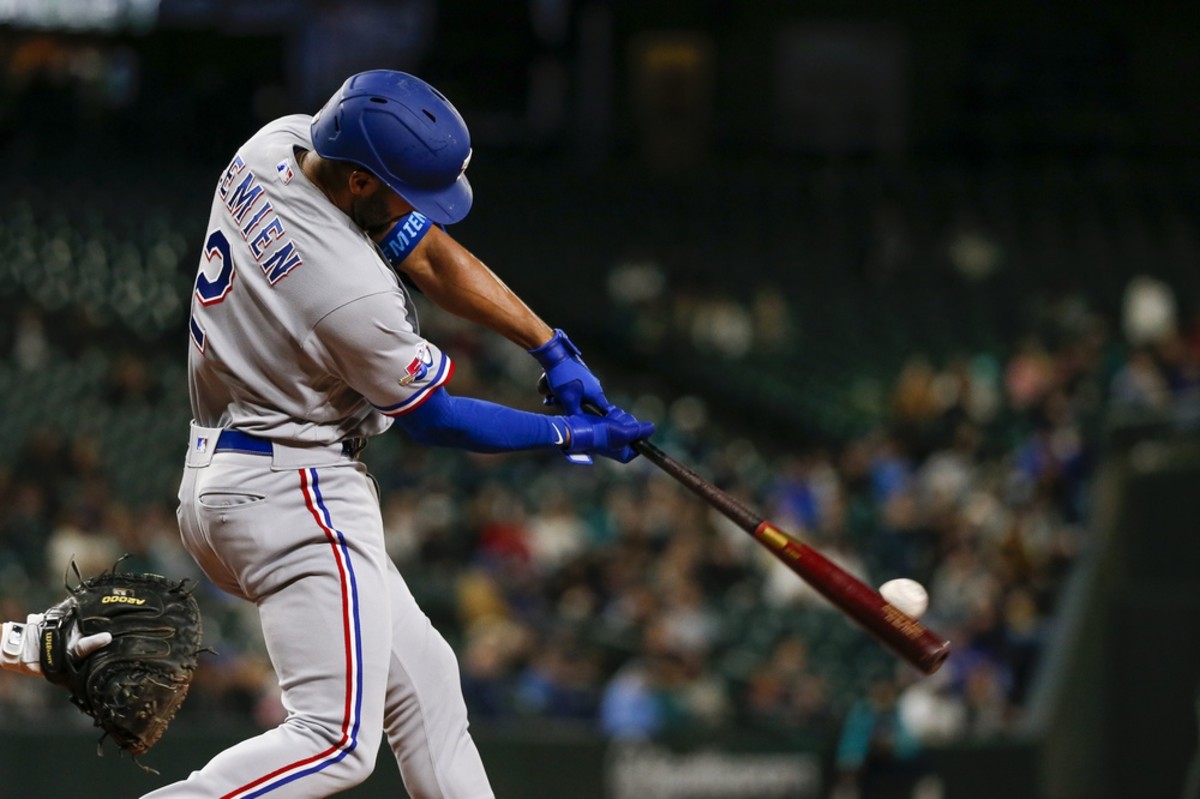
top-left (218, 155), bottom-right (303, 284)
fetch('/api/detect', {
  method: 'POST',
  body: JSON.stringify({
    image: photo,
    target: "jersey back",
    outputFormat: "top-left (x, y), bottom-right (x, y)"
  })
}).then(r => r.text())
top-left (187, 115), bottom-right (452, 445)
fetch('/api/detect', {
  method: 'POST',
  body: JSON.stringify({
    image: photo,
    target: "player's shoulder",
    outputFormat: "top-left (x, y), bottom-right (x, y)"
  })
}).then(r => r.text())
top-left (222, 115), bottom-right (398, 315)
top-left (239, 115), bottom-right (312, 163)
top-left (247, 114), bottom-right (312, 144)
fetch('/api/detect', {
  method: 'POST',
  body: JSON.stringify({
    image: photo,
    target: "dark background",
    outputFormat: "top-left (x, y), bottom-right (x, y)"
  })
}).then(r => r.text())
top-left (2, 3), bottom-right (1199, 798)
top-left (4, 2), bottom-right (1198, 163)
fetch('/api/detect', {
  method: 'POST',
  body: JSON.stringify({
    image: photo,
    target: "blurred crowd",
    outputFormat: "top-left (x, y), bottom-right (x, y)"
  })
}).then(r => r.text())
top-left (2, 161), bottom-right (1200, 797)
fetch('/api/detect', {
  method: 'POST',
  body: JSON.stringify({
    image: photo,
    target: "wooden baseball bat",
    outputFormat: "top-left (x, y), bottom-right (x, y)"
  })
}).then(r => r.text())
top-left (625, 433), bottom-right (951, 675)
top-left (549, 380), bottom-right (951, 675)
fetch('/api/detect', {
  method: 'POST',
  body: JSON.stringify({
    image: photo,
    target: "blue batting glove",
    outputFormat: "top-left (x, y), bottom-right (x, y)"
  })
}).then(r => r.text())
top-left (559, 408), bottom-right (655, 464)
top-left (529, 329), bottom-right (613, 416)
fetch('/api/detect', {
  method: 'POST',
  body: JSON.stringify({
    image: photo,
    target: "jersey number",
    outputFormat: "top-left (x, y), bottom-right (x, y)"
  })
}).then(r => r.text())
top-left (189, 229), bottom-right (234, 352)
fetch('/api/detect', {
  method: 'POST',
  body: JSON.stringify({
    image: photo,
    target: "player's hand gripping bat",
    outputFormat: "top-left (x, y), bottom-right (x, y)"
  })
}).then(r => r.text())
top-left (540, 376), bottom-right (951, 675)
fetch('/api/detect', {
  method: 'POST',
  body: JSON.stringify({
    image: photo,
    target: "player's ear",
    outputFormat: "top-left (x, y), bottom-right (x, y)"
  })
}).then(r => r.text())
top-left (347, 169), bottom-right (381, 197)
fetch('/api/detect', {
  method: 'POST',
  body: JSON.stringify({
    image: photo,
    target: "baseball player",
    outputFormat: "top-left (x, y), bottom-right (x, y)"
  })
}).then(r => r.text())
top-left (142, 70), bottom-right (653, 799)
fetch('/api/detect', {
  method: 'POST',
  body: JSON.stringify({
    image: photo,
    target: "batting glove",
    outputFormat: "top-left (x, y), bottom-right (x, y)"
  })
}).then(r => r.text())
top-left (1, 613), bottom-right (112, 678)
top-left (559, 408), bottom-right (655, 464)
top-left (530, 329), bottom-right (613, 416)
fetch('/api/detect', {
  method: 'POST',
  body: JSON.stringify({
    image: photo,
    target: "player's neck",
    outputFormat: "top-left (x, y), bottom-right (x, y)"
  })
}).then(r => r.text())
top-left (297, 149), bottom-right (347, 213)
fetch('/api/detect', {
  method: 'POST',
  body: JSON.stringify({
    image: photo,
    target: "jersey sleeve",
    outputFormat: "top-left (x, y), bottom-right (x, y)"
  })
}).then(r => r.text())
top-left (308, 291), bottom-right (453, 416)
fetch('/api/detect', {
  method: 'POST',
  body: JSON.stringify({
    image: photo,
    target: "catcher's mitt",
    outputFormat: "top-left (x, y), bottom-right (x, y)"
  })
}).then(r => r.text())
top-left (40, 561), bottom-right (205, 765)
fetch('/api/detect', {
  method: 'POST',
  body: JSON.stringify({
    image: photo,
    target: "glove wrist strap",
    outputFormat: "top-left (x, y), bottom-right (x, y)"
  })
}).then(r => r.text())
top-left (527, 329), bottom-right (580, 368)
top-left (38, 605), bottom-right (74, 686)
top-left (555, 417), bottom-right (594, 465)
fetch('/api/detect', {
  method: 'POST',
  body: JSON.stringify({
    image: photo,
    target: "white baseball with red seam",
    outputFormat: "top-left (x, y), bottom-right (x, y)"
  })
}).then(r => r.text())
top-left (879, 578), bottom-right (929, 619)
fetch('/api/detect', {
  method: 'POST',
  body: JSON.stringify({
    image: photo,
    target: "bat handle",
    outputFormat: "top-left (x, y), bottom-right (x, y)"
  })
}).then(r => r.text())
top-left (583, 400), bottom-right (661, 459)
top-left (582, 400), bottom-right (607, 417)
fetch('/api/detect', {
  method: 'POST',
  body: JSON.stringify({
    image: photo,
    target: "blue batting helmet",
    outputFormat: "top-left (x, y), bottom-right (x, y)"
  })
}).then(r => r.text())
top-left (311, 70), bottom-right (473, 225)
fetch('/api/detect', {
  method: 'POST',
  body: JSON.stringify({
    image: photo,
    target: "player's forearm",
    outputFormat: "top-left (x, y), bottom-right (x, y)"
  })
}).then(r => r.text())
top-left (402, 231), bottom-right (553, 350)
top-left (392, 388), bottom-right (654, 463)
top-left (394, 388), bottom-right (564, 453)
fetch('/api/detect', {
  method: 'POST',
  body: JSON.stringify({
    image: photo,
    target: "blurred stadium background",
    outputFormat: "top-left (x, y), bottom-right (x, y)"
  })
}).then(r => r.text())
top-left (1, 1), bottom-right (1198, 797)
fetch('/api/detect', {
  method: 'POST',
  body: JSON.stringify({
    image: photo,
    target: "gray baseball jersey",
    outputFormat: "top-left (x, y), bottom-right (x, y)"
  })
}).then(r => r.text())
top-left (187, 114), bottom-right (451, 445)
top-left (154, 114), bottom-right (495, 799)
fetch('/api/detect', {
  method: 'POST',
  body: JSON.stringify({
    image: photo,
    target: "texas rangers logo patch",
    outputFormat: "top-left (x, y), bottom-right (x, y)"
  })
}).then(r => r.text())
top-left (400, 344), bottom-right (434, 386)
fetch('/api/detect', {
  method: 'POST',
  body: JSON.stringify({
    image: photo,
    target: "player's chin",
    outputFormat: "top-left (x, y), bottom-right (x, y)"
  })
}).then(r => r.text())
top-left (366, 213), bottom-right (410, 242)
top-left (351, 200), bottom-right (399, 240)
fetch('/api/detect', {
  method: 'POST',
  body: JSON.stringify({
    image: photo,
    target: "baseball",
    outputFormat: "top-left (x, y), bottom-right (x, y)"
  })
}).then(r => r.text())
top-left (879, 578), bottom-right (929, 619)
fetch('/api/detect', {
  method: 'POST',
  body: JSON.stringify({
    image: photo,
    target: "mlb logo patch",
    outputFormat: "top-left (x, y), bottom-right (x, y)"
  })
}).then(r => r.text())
top-left (195, 436), bottom-right (209, 453)
top-left (276, 160), bottom-right (294, 184)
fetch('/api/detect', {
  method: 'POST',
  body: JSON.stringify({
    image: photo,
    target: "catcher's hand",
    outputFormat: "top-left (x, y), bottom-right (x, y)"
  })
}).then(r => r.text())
top-left (1, 612), bottom-right (112, 677)
top-left (37, 561), bottom-right (206, 763)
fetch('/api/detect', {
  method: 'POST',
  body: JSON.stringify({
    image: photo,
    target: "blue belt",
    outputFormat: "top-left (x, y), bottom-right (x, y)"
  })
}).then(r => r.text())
top-left (214, 429), bottom-right (273, 455)
top-left (214, 430), bottom-right (366, 459)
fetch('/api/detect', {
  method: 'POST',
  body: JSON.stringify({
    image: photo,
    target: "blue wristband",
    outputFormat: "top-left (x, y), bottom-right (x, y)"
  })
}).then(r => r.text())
top-left (378, 211), bottom-right (433, 266)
